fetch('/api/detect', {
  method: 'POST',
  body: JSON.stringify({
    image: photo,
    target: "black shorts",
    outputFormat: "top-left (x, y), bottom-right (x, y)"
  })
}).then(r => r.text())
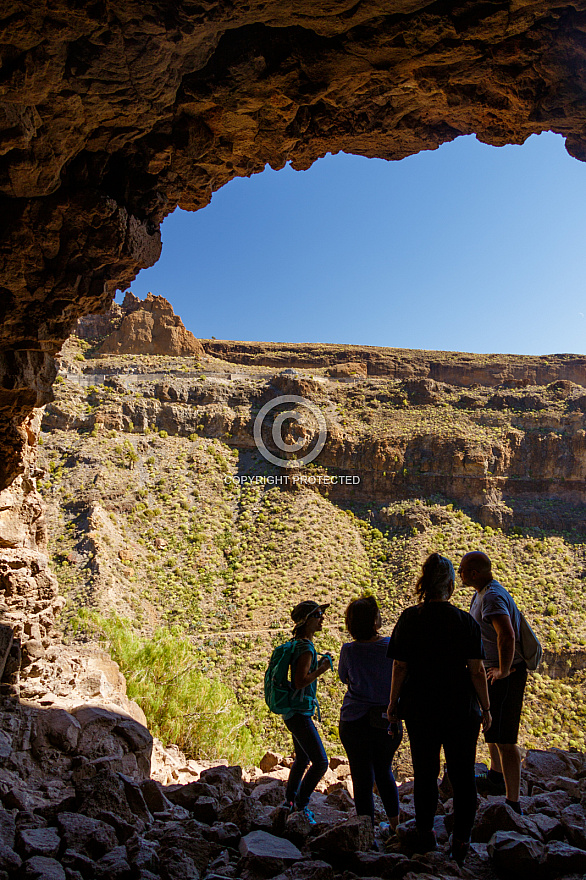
top-left (484, 662), bottom-right (528, 745)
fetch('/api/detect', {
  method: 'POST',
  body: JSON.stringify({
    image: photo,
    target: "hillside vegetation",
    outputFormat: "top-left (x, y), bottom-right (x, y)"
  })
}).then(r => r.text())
top-left (38, 343), bottom-right (586, 764)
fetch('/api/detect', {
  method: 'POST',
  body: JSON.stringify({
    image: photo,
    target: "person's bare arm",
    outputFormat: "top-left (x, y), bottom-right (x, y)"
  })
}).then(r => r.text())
top-left (293, 651), bottom-right (332, 690)
top-left (387, 659), bottom-right (408, 722)
top-left (487, 614), bottom-right (515, 682)
top-left (467, 658), bottom-right (492, 731)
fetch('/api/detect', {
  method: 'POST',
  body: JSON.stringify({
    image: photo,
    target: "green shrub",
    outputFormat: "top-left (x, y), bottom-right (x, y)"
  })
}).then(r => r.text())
top-left (78, 611), bottom-right (261, 765)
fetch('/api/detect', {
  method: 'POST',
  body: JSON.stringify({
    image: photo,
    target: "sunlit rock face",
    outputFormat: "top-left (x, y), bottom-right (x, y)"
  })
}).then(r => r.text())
top-left (2, 0), bottom-right (586, 489)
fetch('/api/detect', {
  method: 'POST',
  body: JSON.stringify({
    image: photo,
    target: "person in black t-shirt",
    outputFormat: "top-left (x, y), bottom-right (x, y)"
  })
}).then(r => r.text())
top-left (387, 553), bottom-right (491, 866)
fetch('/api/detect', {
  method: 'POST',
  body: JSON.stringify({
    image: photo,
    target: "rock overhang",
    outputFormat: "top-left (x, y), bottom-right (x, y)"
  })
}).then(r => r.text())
top-left (2, 0), bottom-right (586, 484)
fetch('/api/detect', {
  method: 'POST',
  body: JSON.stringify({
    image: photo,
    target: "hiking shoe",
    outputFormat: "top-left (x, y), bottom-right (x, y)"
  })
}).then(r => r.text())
top-left (476, 771), bottom-right (506, 796)
top-left (379, 821), bottom-right (392, 840)
top-left (296, 805), bottom-right (317, 825)
top-left (281, 800), bottom-right (294, 813)
top-left (379, 821), bottom-right (397, 842)
top-left (449, 835), bottom-right (470, 866)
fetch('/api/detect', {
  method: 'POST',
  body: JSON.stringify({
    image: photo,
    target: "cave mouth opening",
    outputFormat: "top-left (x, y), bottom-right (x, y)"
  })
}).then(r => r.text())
top-left (126, 131), bottom-right (586, 358)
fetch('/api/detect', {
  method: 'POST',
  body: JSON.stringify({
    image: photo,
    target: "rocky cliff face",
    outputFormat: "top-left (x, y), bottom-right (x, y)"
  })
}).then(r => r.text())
top-left (45, 346), bottom-right (586, 529)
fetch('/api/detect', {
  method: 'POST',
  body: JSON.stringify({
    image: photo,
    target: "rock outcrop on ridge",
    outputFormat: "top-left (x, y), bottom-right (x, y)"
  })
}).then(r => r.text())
top-left (78, 292), bottom-right (204, 359)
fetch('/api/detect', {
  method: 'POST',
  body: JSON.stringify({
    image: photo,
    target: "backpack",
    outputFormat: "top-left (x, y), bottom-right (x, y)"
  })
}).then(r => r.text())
top-left (264, 639), bottom-right (318, 716)
top-left (519, 611), bottom-right (543, 671)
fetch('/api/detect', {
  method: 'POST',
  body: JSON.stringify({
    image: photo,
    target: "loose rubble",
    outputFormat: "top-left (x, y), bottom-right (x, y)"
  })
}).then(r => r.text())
top-left (0, 704), bottom-right (582, 880)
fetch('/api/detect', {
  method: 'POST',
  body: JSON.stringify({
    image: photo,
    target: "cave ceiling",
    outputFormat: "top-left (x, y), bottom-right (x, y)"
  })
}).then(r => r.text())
top-left (1, 0), bottom-right (586, 485)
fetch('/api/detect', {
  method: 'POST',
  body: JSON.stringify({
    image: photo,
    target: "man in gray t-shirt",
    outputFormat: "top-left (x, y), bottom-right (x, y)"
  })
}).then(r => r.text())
top-left (460, 551), bottom-right (527, 815)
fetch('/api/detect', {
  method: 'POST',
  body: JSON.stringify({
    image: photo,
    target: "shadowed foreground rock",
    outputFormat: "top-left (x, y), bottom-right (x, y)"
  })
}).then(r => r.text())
top-left (0, 734), bottom-right (581, 879)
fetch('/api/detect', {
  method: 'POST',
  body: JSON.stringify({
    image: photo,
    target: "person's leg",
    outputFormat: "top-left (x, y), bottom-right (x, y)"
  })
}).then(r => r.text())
top-left (284, 715), bottom-right (311, 804)
top-left (488, 665), bottom-right (527, 805)
top-left (405, 718), bottom-right (441, 835)
top-left (372, 722), bottom-right (402, 828)
top-left (443, 714), bottom-right (481, 844)
top-left (290, 715), bottom-right (328, 808)
top-left (339, 716), bottom-right (376, 821)
top-left (497, 743), bottom-right (522, 802)
top-left (501, 664), bottom-right (527, 805)
top-left (488, 742), bottom-right (502, 773)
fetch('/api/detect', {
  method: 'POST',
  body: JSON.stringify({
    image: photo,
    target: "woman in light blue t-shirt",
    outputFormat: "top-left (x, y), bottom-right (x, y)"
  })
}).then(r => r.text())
top-left (338, 596), bottom-right (402, 830)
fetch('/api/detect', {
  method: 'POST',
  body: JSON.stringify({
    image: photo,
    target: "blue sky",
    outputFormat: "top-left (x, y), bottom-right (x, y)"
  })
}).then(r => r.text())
top-left (125, 132), bottom-right (586, 356)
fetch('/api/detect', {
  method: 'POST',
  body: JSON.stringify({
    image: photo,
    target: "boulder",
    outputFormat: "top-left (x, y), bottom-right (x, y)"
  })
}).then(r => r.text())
top-left (324, 789), bottom-right (354, 812)
top-left (0, 843), bottom-right (21, 873)
top-left (60, 849), bottom-right (97, 875)
top-left (146, 819), bottom-right (216, 872)
top-left (94, 845), bottom-right (133, 879)
top-left (57, 812), bottom-right (118, 859)
top-left (118, 773), bottom-right (153, 822)
top-left (200, 765), bottom-right (245, 800)
top-left (543, 840), bottom-right (586, 876)
top-left (190, 796), bottom-right (220, 824)
top-left (239, 830), bottom-right (302, 877)
top-left (472, 801), bottom-right (542, 843)
top-left (21, 856), bottom-right (67, 880)
top-left (140, 779), bottom-right (174, 814)
top-left (351, 851), bottom-right (410, 877)
top-left (35, 708), bottom-right (80, 753)
top-left (524, 812), bottom-right (564, 842)
top-left (16, 827), bottom-right (61, 859)
top-left (220, 795), bottom-right (274, 834)
top-left (487, 831), bottom-right (545, 879)
top-left (75, 769), bottom-right (136, 823)
top-left (284, 810), bottom-right (314, 843)
top-left (310, 816), bottom-right (374, 860)
top-left (95, 810), bottom-right (137, 844)
top-left (530, 789), bottom-right (573, 817)
top-left (205, 822), bottom-right (241, 847)
top-left (166, 780), bottom-right (220, 809)
top-left (260, 752), bottom-right (283, 773)
top-left (126, 836), bottom-right (160, 873)
top-left (0, 811), bottom-right (15, 849)
top-left (523, 750), bottom-right (572, 779)
top-left (273, 860), bottom-right (335, 880)
top-left (157, 846), bottom-right (200, 879)
top-left (560, 804), bottom-right (586, 849)
top-left (250, 780), bottom-right (285, 807)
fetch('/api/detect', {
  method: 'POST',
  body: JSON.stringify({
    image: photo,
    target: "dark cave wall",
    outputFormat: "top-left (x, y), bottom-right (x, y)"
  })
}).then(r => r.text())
top-left (2, 0), bottom-right (586, 493)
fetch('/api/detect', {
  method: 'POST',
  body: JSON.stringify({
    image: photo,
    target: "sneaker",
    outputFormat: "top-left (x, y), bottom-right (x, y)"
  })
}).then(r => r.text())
top-left (281, 800), bottom-right (294, 813)
top-left (296, 805), bottom-right (317, 825)
top-left (379, 821), bottom-right (392, 840)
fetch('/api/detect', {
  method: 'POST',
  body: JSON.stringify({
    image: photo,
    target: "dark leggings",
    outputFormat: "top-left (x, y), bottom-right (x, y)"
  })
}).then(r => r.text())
top-left (339, 714), bottom-right (402, 823)
top-left (284, 713), bottom-right (329, 808)
top-left (406, 713), bottom-right (481, 842)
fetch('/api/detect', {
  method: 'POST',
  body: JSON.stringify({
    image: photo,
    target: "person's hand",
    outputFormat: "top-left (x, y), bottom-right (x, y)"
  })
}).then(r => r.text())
top-left (481, 709), bottom-right (492, 732)
top-left (487, 667), bottom-right (513, 684)
top-left (387, 701), bottom-right (399, 724)
top-left (317, 654), bottom-right (333, 674)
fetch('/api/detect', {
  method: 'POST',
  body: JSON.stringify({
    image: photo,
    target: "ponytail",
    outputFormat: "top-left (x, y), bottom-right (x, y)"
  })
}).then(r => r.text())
top-left (415, 553), bottom-right (455, 603)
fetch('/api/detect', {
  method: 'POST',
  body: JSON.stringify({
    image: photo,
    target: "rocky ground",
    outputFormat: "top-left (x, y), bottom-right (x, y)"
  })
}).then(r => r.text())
top-left (0, 722), bottom-right (584, 880)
